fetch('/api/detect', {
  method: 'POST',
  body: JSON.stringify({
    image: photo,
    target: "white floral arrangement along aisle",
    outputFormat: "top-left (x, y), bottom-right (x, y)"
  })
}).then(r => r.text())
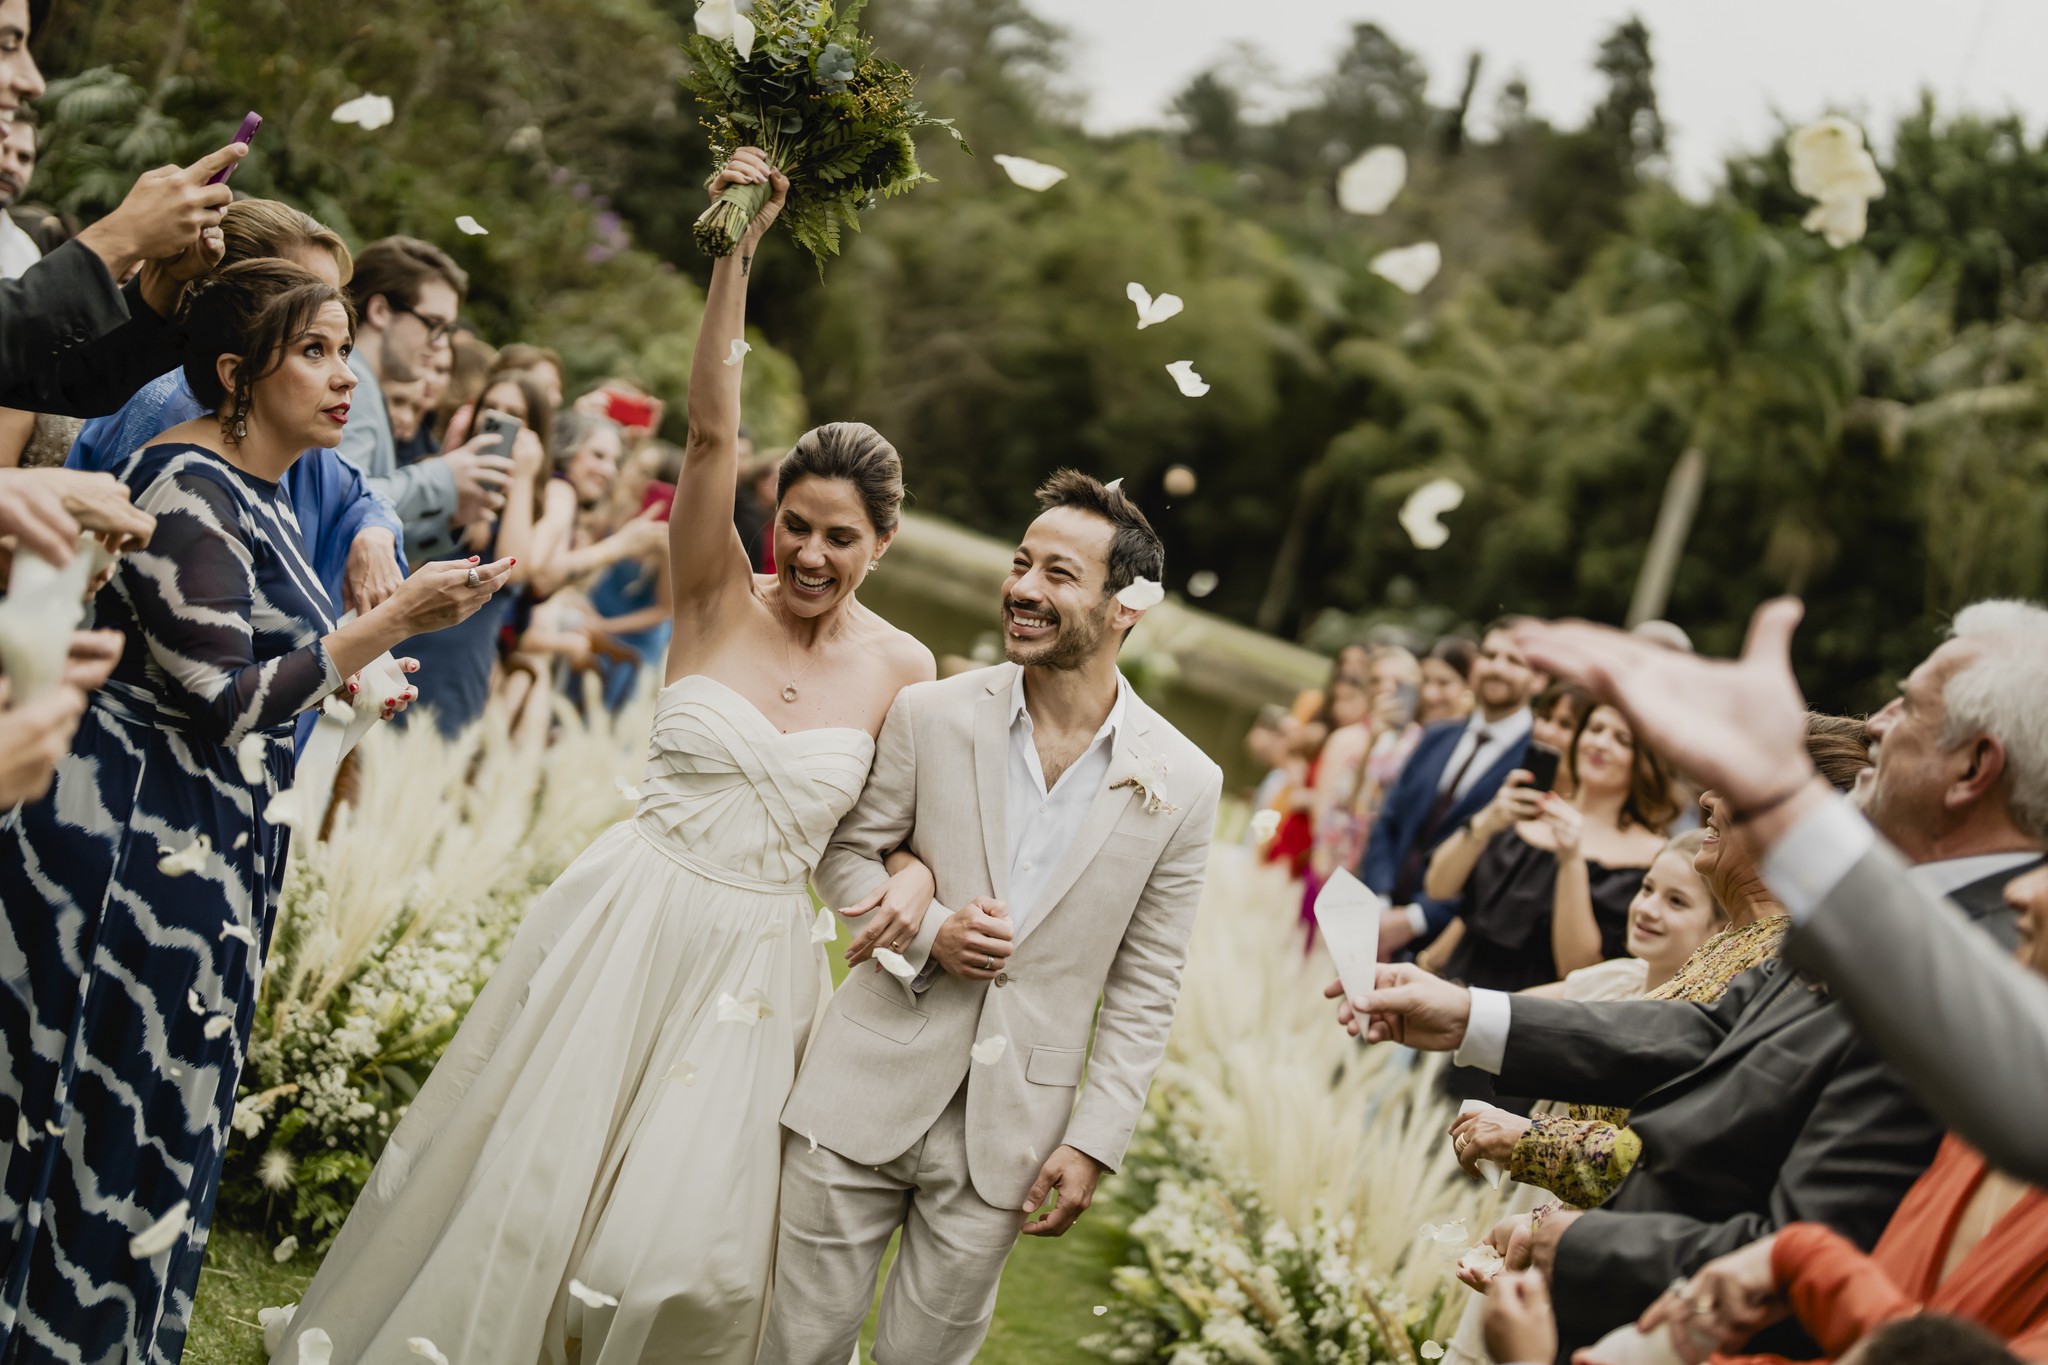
top-left (1088, 843), bottom-right (1504, 1365)
top-left (219, 691), bottom-right (656, 1244)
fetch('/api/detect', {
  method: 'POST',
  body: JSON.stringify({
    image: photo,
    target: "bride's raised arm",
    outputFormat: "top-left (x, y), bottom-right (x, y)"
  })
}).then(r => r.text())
top-left (669, 147), bottom-right (788, 613)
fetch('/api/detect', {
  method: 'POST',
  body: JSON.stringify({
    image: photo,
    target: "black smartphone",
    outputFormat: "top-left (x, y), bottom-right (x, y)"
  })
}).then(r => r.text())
top-left (476, 409), bottom-right (522, 460)
top-left (207, 112), bottom-right (262, 186)
top-left (1519, 741), bottom-right (1563, 794)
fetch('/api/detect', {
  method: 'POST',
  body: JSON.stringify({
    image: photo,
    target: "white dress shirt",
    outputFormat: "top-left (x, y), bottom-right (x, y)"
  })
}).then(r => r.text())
top-left (1438, 706), bottom-right (1534, 800)
top-left (0, 215), bottom-right (42, 281)
top-left (1003, 668), bottom-right (1129, 935)
top-left (1450, 799), bottom-right (2041, 1075)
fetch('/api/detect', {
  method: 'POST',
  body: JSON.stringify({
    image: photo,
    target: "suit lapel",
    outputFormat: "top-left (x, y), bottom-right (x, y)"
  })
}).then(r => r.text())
top-left (975, 671), bottom-right (1014, 902)
top-left (1012, 714), bottom-right (1147, 949)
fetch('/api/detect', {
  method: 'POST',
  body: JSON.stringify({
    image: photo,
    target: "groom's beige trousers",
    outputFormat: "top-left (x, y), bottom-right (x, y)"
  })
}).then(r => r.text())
top-left (756, 1083), bottom-right (1026, 1365)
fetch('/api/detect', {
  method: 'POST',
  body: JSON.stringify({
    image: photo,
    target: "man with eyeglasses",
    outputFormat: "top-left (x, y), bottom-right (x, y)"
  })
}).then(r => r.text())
top-left (342, 236), bottom-right (512, 566)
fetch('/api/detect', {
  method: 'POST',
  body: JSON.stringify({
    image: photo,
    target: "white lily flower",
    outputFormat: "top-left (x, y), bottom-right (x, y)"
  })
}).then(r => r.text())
top-left (1336, 145), bottom-right (1406, 215)
top-left (408, 1337), bottom-right (451, 1365)
top-left (873, 947), bottom-right (916, 980)
top-left (695, 0), bottom-right (756, 61)
top-left (1788, 117), bottom-right (1884, 248)
top-left (219, 922), bottom-right (255, 947)
top-left (299, 1328), bottom-right (335, 1365)
top-left (128, 1200), bottom-right (190, 1258)
top-left (1398, 477), bottom-right (1465, 550)
top-left (203, 1014), bottom-right (234, 1040)
top-left (810, 906), bottom-right (838, 945)
top-left (725, 338), bottom-right (752, 366)
top-left (258, 1306), bottom-right (295, 1355)
top-left (272, 1235), bottom-right (299, 1263)
top-left (992, 155), bottom-right (1068, 191)
top-left (970, 1035), bottom-right (1008, 1065)
top-left (330, 94), bottom-right (395, 130)
top-left (1116, 578), bottom-right (1164, 611)
top-left (1370, 241), bottom-right (1441, 294)
top-left (1164, 361), bottom-right (1210, 397)
top-left (1126, 282), bottom-right (1184, 330)
top-left (1249, 809), bottom-right (1282, 843)
top-left (1186, 570), bottom-right (1218, 599)
top-left (455, 215), bottom-right (489, 237)
top-left (568, 1278), bottom-right (621, 1309)
top-left (235, 734), bottom-right (269, 783)
top-left (157, 835), bottom-right (212, 878)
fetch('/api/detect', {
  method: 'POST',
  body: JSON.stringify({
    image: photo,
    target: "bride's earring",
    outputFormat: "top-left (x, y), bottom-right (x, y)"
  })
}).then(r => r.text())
top-left (868, 559), bottom-right (881, 572)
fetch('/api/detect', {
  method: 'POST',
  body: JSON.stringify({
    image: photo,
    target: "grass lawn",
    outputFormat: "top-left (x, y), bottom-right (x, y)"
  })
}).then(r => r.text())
top-left (188, 951), bottom-right (1129, 1361)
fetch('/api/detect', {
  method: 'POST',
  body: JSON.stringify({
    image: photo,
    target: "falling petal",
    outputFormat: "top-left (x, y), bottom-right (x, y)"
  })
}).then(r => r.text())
top-left (615, 776), bottom-right (641, 802)
top-left (330, 94), bottom-right (395, 130)
top-left (264, 783), bottom-right (316, 833)
top-left (665, 1060), bottom-right (698, 1085)
top-left (220, 923), bottom-right (255, 947)
top-left (1370, 241), bottom-right (1441, 295)
top-left (724, 337), bottom-right (752, 366)
top-left (1336, 145), bottom-right (1407, 215)
top-left (1788, 118), bottom-right (1884, 247)
top-left (1186, 570), bottom-right (1219, 599)
top-left (299, 1328), bottom-right (334, 1365)
top-left (873, 948), bottom-right (916, 980)
top-left (970, 1035), bottom-right (1008, 1065)
top-left (568, 1278), bottom-right (621, 1309)
top-left (1027, 1145), bottom-right (1039, 1164)
top-left (1420, 1343), bottom-right (1446, 1361)
top-left (1165, 361), bottom-right (1210, 398)
top-left (992, 154), bottom-right (1068, 192)
top-left (258, 1306), bottom-right (295, 1356)
top-left (1093, 1305), bottom-right (1109, 1317)
top-left (273, 1235), bottom-right (299, 1263)
top-left (810, 906), bottom-right (838, 945)
top-left (409, 1338), bottom-right (451, 1365)
top-left (716, 989), bottom-right (773, 1025)
top-left (1103, 478), bottom-right (1124, 492)
top-left (807, 1131), bottom-right (819, 1153)
top-left (235, 734), bottom-right (268, 783)
top-left (1250, 809), bottom-right (1282, 843)
top-left (203, 1014), bottom-right (234, 1040)
top-left (1162, 465), bottom-right (1197, 498)
top-left (157, 835), bottom-right (211, 877)
top-left (455, 215), bottom-right (489, 237)
top-left (1115, 578), bottom-right (1164, 611)
top-left (128, 1200), bottom-right (190, 1258)
top-left (1125, 282), bottom-right (1184, 330)
top-left (1398, 477), bottom-right (1465, 551)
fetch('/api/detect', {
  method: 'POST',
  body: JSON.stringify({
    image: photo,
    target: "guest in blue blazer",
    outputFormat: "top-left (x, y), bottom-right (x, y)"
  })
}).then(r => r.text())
top-left (1360, 620), bottom-right (1542, 956)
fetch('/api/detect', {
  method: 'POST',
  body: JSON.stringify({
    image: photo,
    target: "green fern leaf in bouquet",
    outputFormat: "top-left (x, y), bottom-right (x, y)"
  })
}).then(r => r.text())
top-left (680, 0), bottom-right (969, 273)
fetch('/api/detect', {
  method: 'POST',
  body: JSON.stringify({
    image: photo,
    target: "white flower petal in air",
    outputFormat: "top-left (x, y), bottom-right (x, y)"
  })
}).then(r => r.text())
top-left (203, 1014), bottom-right (234, 1040)
top-left (1249, 808), bottom-right (1282, 843)
top-left (568, 1278), bottom-right (621, 1309)
top-left (1336, 145), bottom-right (1407, 215)
top-left (299, 1328), bottom-right (334, 1365)
top-left (1093, 1305), bottom-right (1109, 1317)
top-left (615, 776), bottom-right (641, 802)
top-left (235, 734), bottom-right (268, 783)
top-left (807, 1131), bottom-right (819, 1153)
top-left (455, 215), bottom-right (489, 237)
top-left (970, 1035), bottom-right (1008, 1065)
top-left (1115, 577), bottom-right (1164, 611)
top-left (810, 906), bottom-right (838, 945)
top-left (264, 783), bottom-right (315, 833)
top-left (873, 947), bottom-right (916, 980)
top-left (273, 1235), bottom-right (299, 1263)
top-left (1370, 241), bottom-right (1441, 295)
top-left (157, 835), bottom-right (211, 877)
top-left (1164, 361), bottom-right (1210, 398)
top-left (724, 338), bottom-right (752, 366)
top-left (992, 154), bottom-right (1068, 192)
top-left (331, 94), bottom-right (395, 130)
top-left (1398, 477), bottom-right (1465, 551)
top-left (1186, 570), bottom-right (1219, 599)
top-left (219, 922), bottom-right (255, 947)
top-left (1420, 1343), bottom-right (1446, 1361)
top-left (1162, 465), bottom-right (1197, 498)
top-left (128, 1200), bottom-right (190, 1258)
top-left (1126, 282), bottom-right (1184, 330)
top-left (1418, 1217), bottom-right (1467, 1262)
top-left (408, 1337), bottom-right (451, 1365)
top-left (716, 988), bottom-right (774, 1025)
top-left (258, 1306), bottom-right (295, 1356)
top-left (1103, 478), bottom-right (1123, 492)
top-left (1788, 118), bottom-right (1884, 248)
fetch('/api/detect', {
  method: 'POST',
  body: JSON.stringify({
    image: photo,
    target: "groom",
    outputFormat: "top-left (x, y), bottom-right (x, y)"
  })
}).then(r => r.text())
top-left (760, 471), bottom-right (1222, 1364)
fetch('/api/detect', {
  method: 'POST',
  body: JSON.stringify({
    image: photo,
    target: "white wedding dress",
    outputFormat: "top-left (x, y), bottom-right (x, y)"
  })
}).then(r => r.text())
top-left (274, 676), bottom-right (874, 1364)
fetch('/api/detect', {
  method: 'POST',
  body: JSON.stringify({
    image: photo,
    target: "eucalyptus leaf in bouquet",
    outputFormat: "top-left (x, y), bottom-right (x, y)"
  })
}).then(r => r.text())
top-left (681, 0), bottom-right (969, 271)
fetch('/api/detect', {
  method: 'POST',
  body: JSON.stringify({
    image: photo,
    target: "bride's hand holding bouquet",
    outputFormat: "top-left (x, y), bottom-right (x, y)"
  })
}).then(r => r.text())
top-left (707, 145), bottom-right (789, 262)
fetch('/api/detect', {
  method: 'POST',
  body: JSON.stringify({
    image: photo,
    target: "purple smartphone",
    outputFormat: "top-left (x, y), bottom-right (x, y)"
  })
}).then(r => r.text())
top-left (207, 112), bottom-right (263, 185)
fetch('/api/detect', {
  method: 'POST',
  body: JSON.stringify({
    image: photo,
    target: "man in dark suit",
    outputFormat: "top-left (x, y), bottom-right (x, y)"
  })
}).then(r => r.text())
top-left (1362, 620), bottom-right (1540, 958)
top-left (1337, 603), bottom-right (2046, 1359)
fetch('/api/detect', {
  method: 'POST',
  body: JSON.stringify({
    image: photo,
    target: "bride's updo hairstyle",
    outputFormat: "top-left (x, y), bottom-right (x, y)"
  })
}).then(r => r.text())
top-left (775, 422), bottom-right (904, 537)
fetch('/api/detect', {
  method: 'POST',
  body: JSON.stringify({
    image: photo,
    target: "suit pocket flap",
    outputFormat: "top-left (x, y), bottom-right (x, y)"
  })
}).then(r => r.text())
top-left (842, 973), bottom-right (928, 1045)
top-left (1101, 831), bottom-right (1156, 862)
top-left (1026, 1045), bottom-right (1087, 1087)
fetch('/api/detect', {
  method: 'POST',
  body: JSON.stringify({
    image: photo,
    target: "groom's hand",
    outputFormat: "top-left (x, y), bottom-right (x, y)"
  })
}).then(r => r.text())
top-left (1020, 1144), bottom-right (1105, 1238)
top-left (932, 898), bottom-right (1013, 981)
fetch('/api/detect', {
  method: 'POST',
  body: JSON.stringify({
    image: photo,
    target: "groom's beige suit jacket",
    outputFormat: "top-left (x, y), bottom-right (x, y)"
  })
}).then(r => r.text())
top-left (783, 662), bottom-right (1221, 1209)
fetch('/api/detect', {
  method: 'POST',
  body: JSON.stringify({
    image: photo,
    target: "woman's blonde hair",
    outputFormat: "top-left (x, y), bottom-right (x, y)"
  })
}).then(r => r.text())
top-left (219, 200), bottom-right (354, 285)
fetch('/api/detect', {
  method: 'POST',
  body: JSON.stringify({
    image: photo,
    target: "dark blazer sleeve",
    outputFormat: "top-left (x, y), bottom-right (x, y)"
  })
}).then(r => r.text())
top-left (1360, 726), bottom-right (1446, 893)
top-left (1548, 1025), bottom-right (1944, 1350)
top-left (1787, 842), bottom-right (2048, 1186)
top-left (0, 241), bottom-right (183, 418)
top-left (1494, 971), bottom-right (1764, 1109)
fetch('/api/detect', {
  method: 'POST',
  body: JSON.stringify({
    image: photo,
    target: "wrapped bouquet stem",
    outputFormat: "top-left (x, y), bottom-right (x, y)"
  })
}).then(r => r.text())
top-left (684, 0), bottom-right (968, 270)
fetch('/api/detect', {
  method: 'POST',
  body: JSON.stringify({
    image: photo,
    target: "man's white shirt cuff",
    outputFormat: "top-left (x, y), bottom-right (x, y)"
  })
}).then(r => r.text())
top-left (1452, 988), bottom-right (1511, 1074)
top-left (1405, 903), bottom-right (1431, 938)
top-left (1759, 796), bottom-right (1875, 926)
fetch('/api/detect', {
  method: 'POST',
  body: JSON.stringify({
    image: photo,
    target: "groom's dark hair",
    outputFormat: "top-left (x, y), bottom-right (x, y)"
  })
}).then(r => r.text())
top-left (1034, 469), bottom-right (1165, 599)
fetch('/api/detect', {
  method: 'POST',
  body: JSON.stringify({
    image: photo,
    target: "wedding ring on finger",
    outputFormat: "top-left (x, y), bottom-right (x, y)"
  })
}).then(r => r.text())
top-left (464, 568), bottom-right (482, 588)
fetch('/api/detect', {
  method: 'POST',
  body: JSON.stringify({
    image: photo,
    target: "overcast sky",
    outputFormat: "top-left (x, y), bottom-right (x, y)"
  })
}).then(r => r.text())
top-left (1027, 0), bottom-right (2032, 195)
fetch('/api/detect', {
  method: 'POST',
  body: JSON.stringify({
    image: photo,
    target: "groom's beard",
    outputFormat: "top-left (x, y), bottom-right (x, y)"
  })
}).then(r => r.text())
top-left (1001, 594), bottom-right (1109, 671)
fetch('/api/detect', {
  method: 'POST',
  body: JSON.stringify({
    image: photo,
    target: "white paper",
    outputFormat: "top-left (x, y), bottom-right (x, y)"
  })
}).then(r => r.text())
top-left (0, 533), bottom-right (115, 702)
top-left (1313, 869), bottom-right (1383, 1011)
top-left (1456, 1099), bottom-right (1507, 1188)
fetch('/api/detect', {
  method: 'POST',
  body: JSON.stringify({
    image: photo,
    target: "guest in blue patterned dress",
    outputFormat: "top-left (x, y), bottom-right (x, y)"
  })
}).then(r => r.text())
top-left (0, 259), bottom-right (513, 1363)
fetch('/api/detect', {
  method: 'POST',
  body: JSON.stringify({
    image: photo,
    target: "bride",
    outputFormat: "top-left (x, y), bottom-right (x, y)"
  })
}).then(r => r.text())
top-left (274, 149), bottom-right (938, 1363)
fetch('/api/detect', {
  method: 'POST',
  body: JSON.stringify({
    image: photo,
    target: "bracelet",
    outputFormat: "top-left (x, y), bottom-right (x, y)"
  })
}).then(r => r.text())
top-left (1729, 774), bottom-right (1820, 825)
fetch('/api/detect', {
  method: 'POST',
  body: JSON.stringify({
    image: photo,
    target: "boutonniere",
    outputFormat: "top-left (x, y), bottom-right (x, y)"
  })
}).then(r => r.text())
top-left (1113, 755), bottom-right (1178, 815)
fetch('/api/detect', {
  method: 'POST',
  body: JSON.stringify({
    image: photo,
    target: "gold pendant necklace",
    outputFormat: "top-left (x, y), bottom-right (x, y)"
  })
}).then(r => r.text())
top-left (780, 612), bottom-right (819, 704)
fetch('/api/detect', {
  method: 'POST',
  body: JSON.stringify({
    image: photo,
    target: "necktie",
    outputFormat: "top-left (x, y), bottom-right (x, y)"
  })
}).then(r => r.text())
top-left (1393, 727), bottom-right (1490, 905)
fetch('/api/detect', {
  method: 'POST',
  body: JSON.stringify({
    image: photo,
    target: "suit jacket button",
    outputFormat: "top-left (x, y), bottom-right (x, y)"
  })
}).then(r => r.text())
top-left (995, 972), bottom-right (1008, 986)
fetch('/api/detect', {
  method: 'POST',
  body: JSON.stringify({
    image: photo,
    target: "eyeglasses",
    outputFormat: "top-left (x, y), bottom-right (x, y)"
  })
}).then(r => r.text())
top-left (389, 299), bottom-right (456, 343)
